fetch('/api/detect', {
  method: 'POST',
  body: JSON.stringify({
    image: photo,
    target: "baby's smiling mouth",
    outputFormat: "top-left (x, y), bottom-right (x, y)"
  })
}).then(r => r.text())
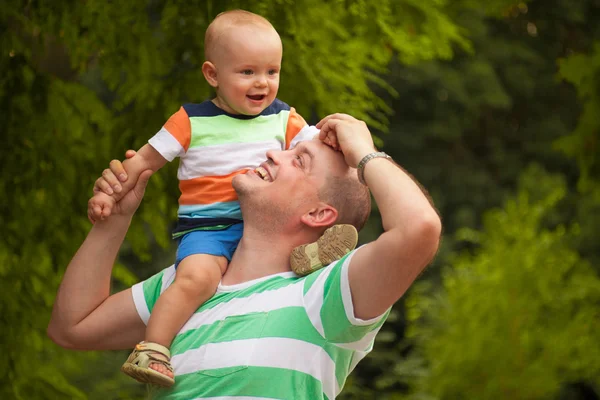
top-left (247, 94), bottom-right (266, 101)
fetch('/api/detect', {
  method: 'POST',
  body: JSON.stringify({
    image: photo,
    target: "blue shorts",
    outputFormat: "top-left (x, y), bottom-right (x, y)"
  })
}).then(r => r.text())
top-left (175, 223), bottom-right (244, 268)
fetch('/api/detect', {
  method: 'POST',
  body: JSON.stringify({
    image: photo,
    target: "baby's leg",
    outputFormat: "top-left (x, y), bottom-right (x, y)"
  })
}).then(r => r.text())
top-left (144, 254), bottom-right (228, 377)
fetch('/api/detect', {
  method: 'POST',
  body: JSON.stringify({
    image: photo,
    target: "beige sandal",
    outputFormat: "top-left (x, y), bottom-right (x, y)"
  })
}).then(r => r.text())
top-left (290, 224), bottom-right (358, 276)
top-left (121, 341), bottom-right (175, 387)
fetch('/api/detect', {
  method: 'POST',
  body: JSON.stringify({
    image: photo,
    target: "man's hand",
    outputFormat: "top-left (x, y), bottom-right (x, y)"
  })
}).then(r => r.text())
top-left (92, 150), bottom-right (137, 197)
top-left (316, 114), bottom-right (377, 168)
top-left (89, 150), bottom-right (147, 223)
top-left (88, 164), bottom-right (153, 222)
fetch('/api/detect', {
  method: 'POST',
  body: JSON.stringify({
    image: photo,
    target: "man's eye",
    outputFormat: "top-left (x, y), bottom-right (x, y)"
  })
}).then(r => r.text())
top-left (241, 70), bottom-right (253, 75)
top-left (296, 155), bottom-right (303, 166)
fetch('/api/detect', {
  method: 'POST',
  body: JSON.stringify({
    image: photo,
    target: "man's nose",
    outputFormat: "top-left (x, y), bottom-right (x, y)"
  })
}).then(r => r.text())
top-left (266, 149), bottom-right (282, 164)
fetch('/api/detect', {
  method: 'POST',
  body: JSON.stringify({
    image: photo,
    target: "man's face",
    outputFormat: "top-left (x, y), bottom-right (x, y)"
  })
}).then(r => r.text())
top-left (233, 139), bottom-right (348, 227)
top-left (212, 26), bottom-right (282, 116)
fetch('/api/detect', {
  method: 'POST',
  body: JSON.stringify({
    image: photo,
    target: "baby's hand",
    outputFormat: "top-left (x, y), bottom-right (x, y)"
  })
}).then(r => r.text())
top-left (88, 192), bottom-right (116, 223)
top-left (93, 150), bottom-right (136, 200)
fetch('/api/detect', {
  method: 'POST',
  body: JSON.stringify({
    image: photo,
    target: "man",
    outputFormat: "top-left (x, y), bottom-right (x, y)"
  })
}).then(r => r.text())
top-left (48, 114), bottom-right (442, 399)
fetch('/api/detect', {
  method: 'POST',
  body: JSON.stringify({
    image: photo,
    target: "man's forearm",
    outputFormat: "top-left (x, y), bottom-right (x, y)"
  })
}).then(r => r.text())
top-left (49, 216), bottom-right (132, 341)
top-left (362, 157), bottom-right (441, 237)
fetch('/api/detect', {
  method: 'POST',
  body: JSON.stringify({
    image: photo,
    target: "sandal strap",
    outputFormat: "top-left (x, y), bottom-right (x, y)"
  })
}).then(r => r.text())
top-left (135, 341), bottom-right (171, 359)
top-left (145, 353), bottom-right (174, 373)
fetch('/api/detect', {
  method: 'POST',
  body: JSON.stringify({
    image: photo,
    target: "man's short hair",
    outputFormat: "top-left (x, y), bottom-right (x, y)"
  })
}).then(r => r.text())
top-left (319, 171), bottom-right (371, 231)
top-left (204, 10), bottom-right (275, 61)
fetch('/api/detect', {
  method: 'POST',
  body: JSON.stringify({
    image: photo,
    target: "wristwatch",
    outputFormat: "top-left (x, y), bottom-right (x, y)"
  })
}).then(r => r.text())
top-left (357, 152), bottom-right (392, 185)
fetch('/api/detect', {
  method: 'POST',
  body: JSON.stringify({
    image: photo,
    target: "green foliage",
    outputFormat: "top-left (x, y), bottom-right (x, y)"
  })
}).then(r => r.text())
top-left (557, 43), bottom-right (600, 194)
top-left (0, 0), bottom-right (484, 397)
top-left (404, 167), bottom-right (600, 399)
top-left (2, 0), bottom-right (598, 398)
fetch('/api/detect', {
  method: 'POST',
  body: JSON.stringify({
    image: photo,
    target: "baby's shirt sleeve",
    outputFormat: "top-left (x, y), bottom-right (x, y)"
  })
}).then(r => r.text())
top-left (285, 108), bottom-right (319, 150)
top-left (302, 250), bottom-right (390, 347)
top-left (148, 107), bottom-right (192, 161)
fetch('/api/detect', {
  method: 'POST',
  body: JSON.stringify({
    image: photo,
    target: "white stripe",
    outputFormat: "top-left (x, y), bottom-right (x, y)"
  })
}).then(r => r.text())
top-left (179, 280), bottom-right (303, 334)
top-left (148, 127), bottom-right (185, 162)
top-left (177, 139), bottom-right (282, 180)
top-left (131, 281), bottom-right (150, 324)
top-left (303, 264), bottom-right (336, 337)
top-left (339, 248), bottom-right (386, 326)
top-left (173, 337), bottom-right (340, 400)
top-left (161, 265), bottom-right (176, 294)
top-left (289, 125), bottom-right (319, 149)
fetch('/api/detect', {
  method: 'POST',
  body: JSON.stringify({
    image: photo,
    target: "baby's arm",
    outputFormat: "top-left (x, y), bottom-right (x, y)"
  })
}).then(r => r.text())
top-left (89, 145), bottom-right (167, 222)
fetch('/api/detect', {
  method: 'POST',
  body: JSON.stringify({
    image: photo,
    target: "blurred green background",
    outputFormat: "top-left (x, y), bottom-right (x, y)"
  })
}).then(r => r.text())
top-left (1, 0), bottom-right (599, 399)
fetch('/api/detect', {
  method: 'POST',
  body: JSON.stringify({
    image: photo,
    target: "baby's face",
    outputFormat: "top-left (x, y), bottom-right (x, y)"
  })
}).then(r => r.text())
top-left (213, 26), bottom-right (283, 116)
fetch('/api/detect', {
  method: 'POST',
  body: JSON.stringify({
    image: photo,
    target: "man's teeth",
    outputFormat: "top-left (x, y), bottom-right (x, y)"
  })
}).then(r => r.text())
top-left (255, 166), bottom-right (269, 181)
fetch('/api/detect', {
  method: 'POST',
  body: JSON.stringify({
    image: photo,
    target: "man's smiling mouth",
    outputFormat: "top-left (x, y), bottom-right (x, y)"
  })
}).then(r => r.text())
top-left (254, 166), bottom-right (271, 181)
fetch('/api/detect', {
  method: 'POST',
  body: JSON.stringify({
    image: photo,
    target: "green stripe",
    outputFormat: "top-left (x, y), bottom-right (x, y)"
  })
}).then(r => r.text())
top-left (303, 252), bottom-right (353, 295)
top-left (153, 366), bottom-right (327, 400)
top-left (171, 306), bottom-right (355, 389)
top-left (302, 263), bottom-right (329, 294)
top-left (172, 307), bottom-right (323, 355)
top-left (194, 275), bottom-right (302, 312)
top-left (143, 270), bottom-right (165, 312)
top-left (320, 253), bottom-right (389, 344)
top-left (189, 111), bottom-right (289, 148)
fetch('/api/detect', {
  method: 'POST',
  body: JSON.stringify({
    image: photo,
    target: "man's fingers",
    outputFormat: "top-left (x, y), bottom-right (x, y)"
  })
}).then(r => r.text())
top-left (94, 177), bottom-right (114, 195)
top-left (316, 113), bottom-right (356, 129)
top-left (101, 168), bottom-right (122, 193)
top-left (133, 170), bottom-right (154, 198)
top-left (318, 118), bottom-right (346, 138)
top-left (109, 159), bottom-right (128, 183)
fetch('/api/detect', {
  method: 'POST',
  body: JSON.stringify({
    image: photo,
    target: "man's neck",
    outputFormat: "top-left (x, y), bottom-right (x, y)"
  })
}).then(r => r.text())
top-left (221, 233), bottom-right (295, 285)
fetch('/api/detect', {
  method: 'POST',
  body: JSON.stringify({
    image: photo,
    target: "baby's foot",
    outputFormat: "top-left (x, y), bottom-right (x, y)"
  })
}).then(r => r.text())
top-left (290, 224), bottom-right (358, 276)
top-left (121, 341), bottom-right (175, 387)
top-left (148, 351), bottom-right (175, 379)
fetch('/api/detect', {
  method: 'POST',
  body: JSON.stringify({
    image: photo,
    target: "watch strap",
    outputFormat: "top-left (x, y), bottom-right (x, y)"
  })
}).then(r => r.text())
top-left (356, 151), bottom-right (392, 185)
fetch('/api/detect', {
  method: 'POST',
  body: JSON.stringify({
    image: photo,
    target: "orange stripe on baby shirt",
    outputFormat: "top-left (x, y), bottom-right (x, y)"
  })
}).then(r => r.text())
top-left (164, 107), bottom-right (192, 152)
top-left (285, 107), bottom-right (307, 150)
top-left (178, 170), bottom-right (248, 205)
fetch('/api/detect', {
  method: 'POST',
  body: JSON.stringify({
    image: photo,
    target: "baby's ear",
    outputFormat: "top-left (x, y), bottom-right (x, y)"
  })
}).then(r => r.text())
top-left (300, 203), bottom-right (338, 228)
top-left (202, 61), bottom-right (219, 88)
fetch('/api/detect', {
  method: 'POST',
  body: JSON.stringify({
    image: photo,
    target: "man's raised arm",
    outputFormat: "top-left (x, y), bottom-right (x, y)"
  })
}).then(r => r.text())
top-left (47, 170), bottom-right (153, 350)
top-left (317, 114), bottom-right (442, 320)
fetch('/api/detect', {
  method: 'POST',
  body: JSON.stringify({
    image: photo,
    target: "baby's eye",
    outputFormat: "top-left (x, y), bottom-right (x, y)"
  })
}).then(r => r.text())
top-left (268, 69), bottom-right (278, 75)
top-left (241, 69), bottom-right (253, 75)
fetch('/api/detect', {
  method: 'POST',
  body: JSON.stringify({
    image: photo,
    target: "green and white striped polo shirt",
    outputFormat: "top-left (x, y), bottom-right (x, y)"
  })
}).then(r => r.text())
top-left (131, 250), bottom-right (390, 399)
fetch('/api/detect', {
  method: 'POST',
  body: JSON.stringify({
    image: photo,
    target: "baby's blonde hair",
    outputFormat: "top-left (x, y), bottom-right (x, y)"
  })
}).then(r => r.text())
top-left (204, 10), bottom-right (277, 61)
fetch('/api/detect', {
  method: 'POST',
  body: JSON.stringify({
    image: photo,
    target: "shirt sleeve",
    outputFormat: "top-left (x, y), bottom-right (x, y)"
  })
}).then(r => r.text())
top-left (302, 249), bottom-right (390, 346)
top-left (131, 265), bottom-right (176, 325)
top-left (148, 107), bottom-right (191, 161)
top-left (284, 108), bottom-right (319, 150)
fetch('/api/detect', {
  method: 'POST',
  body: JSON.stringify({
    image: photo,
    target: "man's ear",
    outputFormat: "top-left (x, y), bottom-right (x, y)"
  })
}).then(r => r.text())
top-left (300, 203), bottom-right (338, 228)
top-left (202, 61), bottom-right (219, 88)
